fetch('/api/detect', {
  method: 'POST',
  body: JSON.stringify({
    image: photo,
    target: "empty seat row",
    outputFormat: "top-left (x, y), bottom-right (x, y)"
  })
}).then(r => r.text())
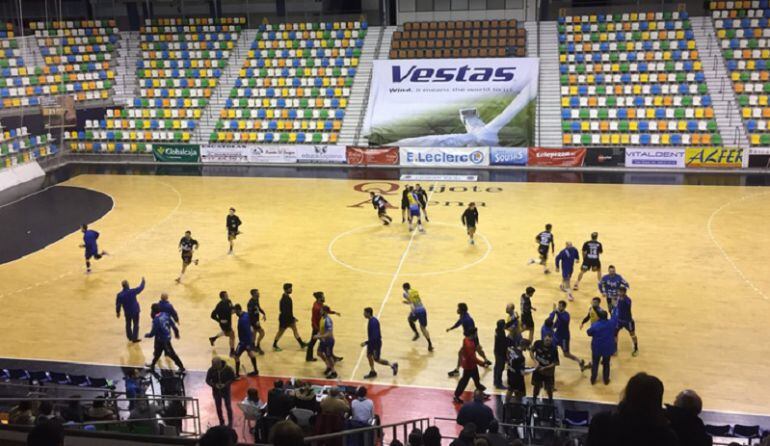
top-left (249, 48), bottom-right (362, 59)
top-left (390, 48), bottom-right (520, 59)
top-left (217, 119), bottom-right (342, 131)
top-left (86, 119), bottom-right (197, 130)
top-left (220, 108), bottom-right (344, 120)
top-left (395, 28), bottom-right (525, 40)
top-left (225, 97), bottom-right (348, 109)
top-left (393, 38), bottom-right (525, 50)
top-left (210, 131), bottom-right (339, 143)
top-left (404, 19), bottom-right (519, 31)
top-left (392, 19), bottom-right (526, 59)
top-left (564, 133), bottom-right (721, 145)
top-left (0, 22), bottom-right (14, 38)
top-left (263, 21), bottom-right (365, 31)
top-left (252, 38), bottom-right (363, 50)
top-left (559, 11), bottom-right (688, 24)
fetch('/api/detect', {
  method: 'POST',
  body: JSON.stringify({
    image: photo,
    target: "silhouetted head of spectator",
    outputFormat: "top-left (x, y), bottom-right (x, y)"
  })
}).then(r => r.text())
top-left (488, 420), bottom-right (500, 434)
top-left (460, 423), bottom-right (477, 442)
top-left (510, 440), bottom-right (525, 446)
top-left (674, 389), bottom-right (703, 416)
top-left (199, 425), bottom-right (237, 446)
top-left (356, 386), bottom-right (367, 399)
top-left (619, 372), bottom-right (666, 423)
top-left (92, 397), bottom-right (106, 409)
top-left (270, 420), bottom-right (304, 446)
top-left (27, 421), bottom-right (64, 446)
top-left (38, 401), bottom-right (53, 416)
top-left (473, 437), bottom-right (490, 446)
top-left (408, 428), bottom-right (423, 446)
top-left (274, 380), bottom-right (284, 390)
top-left (247, 388), bottom-right (260, 403)
top-left (18, 400), bottom-right (32, 412)
top-left (423, 426), bottom-right (442, 446)
top-left (390, 439), bottom-right (404, 446)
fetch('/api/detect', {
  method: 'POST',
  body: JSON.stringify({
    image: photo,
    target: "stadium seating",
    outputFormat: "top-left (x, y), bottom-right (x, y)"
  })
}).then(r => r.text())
top-left (210, 21), bottom-right (366, 144)
top-left (0, 127), bottom-right (56, 168)
top-left (67, 17), bottom-right (244, 152)
top-left (559, 12), bottom-right (723, 146)
top-left (0, 23), bottom-right (37, 109)
top-left (711, 0), bottom-right (770, 146)
top-left (389, 20), bottom-right (526, 59)
top-left (30, 20), bottom-right (118, 103)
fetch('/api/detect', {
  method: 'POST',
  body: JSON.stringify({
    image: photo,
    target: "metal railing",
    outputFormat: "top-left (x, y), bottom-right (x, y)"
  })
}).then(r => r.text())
top-left (433, 416), bottom-right (587, 446)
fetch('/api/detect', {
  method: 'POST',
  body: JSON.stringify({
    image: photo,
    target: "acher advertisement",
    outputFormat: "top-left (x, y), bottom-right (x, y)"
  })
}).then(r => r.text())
top-left (346, 146), bottom-right (399, 165)
top-left (489, 147), bottom-right (528, 166)
top-left (152, 144), bottom-right (200, 162)
top-left (365, 58), bottom-right (538, 148)
top-left (294, 145), bottom-right (346, 163)
top-left (527, 147), bottom-right (586, 167)
top-left (399, 146), bottom-right (490, 167)
top-left (624, 148), bottom-right (685, 168)
top-left (584, 147), bottom-right (626, 167)
top-left (685, 148), bottom-right (745, 168)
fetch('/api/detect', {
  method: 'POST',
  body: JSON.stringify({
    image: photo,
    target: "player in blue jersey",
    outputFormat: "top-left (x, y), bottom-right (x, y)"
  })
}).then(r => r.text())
top-left (145, 303), bottom-right (185, 372)
top-left (555, 242), bottom-right (580, 301)
top-left (530, 224), bottom-right (555, 274)
top-left (232, 304), bottom-right (259, 377)
top-left (361, 307), bottom-right (398, 379)
top-left (599, 265), bottom-right (630, 311)
top-left (447, 303), bottom-right (492, 377)
top-left (547, 301), bottom-right (589, 371)
top-left (80, 224), bottom-right (108, 273)
top-left (314, 305), bottom-right (338, 379)
top-left (614, 287), bottom-right (639, 357)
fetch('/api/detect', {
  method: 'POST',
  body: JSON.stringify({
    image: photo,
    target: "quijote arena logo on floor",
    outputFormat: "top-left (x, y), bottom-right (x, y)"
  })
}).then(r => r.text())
top-left (348, 181), bottom-right (502, 208)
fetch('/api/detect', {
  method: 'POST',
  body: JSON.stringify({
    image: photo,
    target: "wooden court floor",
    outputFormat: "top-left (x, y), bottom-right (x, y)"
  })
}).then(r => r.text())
top-left (0, 174), bottom-right (769, 415)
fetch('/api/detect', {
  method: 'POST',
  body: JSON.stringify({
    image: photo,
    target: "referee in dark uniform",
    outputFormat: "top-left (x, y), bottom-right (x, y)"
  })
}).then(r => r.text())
top-left (401, 186), bottom-right (410, 223)
top-left (226, 208), bottom-right (242, 255)
top-left (461, 202), bottom-right (479, 245)
top-left (176, 230), bottom-right (198, 283)
top-left (209, 291), bottom-right (235, 356)
top-left (415, 184), bottom-right (429, 222)
top-left (272, 283), bottom-right (307, 352)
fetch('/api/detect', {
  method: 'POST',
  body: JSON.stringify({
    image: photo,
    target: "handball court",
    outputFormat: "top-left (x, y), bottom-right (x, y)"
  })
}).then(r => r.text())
top-left (0, 173), bottom-right (769, 417)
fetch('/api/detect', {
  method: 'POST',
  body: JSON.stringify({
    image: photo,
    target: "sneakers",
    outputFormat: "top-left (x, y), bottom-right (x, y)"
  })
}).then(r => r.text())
top-left (544, 269), bottom-right (551, 274)
top-left (363, 371), bottom-right (378, 379)
top-left (131, 339), bottom-right (142, 344)
top-left (412, 333), bottom-right (420, 341)
top-left (193, 259), bottom-right (199, 265)
top-left (527, 259), bottom-right (536, 265)
top-left (208, 336), bottom-right (216, 346)
top-left (579, 359), bottom-right (587, 372)
top-left (391, 362), bottom-right (399, 376)
top-left (573, 284), bottom-right (579, 291)
top-left (306, 358), bottom-right (318, 362)
top-left (273, 345), bottom-right (283, 352)
top-left (452, 396), bottom-right (464, 404)
top-left (247, 371), bottom-right (259, 377)
top-left (428, 344), bottom-right (434, 352)
top-left (482, 360), bottom-right (492, 368)
top-left (326, 371), bottom-right (338, 379)
top-left (334, 356), bottom-right (344, 362)
top-left (567, 293), bottom-right (574, 302)
top-left (470, 239), bottom-right (475, 245)
top-left (256, 347), bottom-right (265, 356)
top-left (448, 369), bottom-right (460, 377)
top-left (632, 349), bottom-right (639, 357)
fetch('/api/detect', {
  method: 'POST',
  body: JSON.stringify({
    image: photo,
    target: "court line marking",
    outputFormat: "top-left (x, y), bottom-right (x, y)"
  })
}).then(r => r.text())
top-left (706, 190), bottom-right (770, 301)
top-left (328, 222), bottom-right (492, 277)
top-left (349, 183), bottom-right (438, 381)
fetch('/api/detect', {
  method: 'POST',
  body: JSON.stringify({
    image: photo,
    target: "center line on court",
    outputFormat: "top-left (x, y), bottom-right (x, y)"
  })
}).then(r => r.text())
top-left (348, 182), bottom-right (437, 381)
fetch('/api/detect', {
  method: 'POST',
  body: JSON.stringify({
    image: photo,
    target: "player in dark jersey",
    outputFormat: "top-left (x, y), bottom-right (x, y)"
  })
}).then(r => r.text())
top-left (401, 185), bottom-right (410, 223)
top-left (531, 333), bottom-right (560, 403)
top-left (520, 286), bottom-right (537, 343)
top-left (370, 192), bottom-right (393, 225)
top-left (461, 203), bottom-right (479, 245)
top-left (232, 304), bottom-right (259, 377)
top-left (226, 208), bottom-right (242, 255)
top-left (361, 307), bottom-right (398, 379)
top-left (247, 288), bottom-right (266, 354)
top-left (209, 291), bottom-right (235, 356)
top-left (547, 301), bottom-right (589, 372)
top-left (80, 224), bottom-right (108, 273)
top-left (414, 183), bottom-right (429, 222)
top-left (505, 337), bottom-right (530, 403)
top-left (530, 224), bottom-right (555, 274)
top-left (272, 283), bottom-right (307, 351)
top-left (176, 230), bottom-right (199, 283)
top-left (574, 232), bottom-right (603, 290)
top-left (614, 286), bottom-right (639, 357)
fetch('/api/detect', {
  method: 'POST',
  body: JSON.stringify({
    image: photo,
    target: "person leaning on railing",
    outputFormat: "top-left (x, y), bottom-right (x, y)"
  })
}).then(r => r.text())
top-left (86, 396), bottom-right (117, 422)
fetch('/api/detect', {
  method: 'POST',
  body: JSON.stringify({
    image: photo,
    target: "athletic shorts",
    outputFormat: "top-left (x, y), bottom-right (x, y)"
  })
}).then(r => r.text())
top-left (85, 247), bottom-right (101, 260)
top-left (507, 371), bottom-right (525, 393)
top-left (616, 319), bottom-right (635, 333)
top-left (409, 308), bottom-right (428, 327)
top-left (521, 312), bottom-right (534, 329)
top-left (279, 316), bottom-right (296, 329)
top-left (401, 199), bottom-right (409, 210)
top-left (538, 245), bottom-right (549, 259)
top-left (561, 268), bottom-right (573, 280)
top-left (367, 341), bottom-right (382, 360)
top-left (557, 337), bottom-right (571, 353)
top-left (228, 230), bottom-right (239, 241)
top-left (581, 258), bottom-right (601, 270)
top-left (466, 223), bottom-right (476, 230)
top-left (377, 207), bottom-right (387, 217)
top-left (181, 251), bottom-right (193, 265)
top-left (219, 322), bottom-right (233, 335)
top-left (470, 333), bottom-right (482, 348)
top-left (249, 317), bottom-right (261, 331)
top-left (409, 206), bottom-right (420, 217)
top-left (319, 338), bottom-right (335, 357)
top-left (235, 341), bottom-right (255, 356)
top-left (532, 370), bottom-right (555, 388)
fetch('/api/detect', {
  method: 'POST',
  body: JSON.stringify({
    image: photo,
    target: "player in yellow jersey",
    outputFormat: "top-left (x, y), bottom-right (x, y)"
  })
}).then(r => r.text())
top-left (402, 283), bottom-right (433, 351)
top-left (405, 187), bottom-right (425, 233)
top-left (579, 297), bottom-right (604, 330)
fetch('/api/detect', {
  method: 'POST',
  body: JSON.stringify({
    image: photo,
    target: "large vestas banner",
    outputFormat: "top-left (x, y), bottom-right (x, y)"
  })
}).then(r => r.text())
top-left (365, 58), bottom-right (538, 148)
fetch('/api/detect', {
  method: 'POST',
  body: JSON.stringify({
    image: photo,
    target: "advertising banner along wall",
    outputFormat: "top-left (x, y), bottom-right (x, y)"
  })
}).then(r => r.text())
top-left (685, 148), bottom-right (745, 168)
top-left (625, 148), bottom-right (685, 168)
top-left (527, 147), bottom-right (586, 167)
top-left (399, 146), bottom-right (490, 167)
top-left (152, 144), bottom-right (200, 162)
top-left (345, 146), bottom-right (399, 165)
top-left (490, 147), bottom-right (528, 166)
top-left (365, 58), bottom-right (539, 148)
top-left (200, 144), bottom-right (346, 164)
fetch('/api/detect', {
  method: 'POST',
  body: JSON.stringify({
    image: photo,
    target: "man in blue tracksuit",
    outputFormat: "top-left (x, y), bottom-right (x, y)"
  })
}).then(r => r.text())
top-left (116, 277), bottom-right (145, 342)
top-left (598, 265), bottom-right (630, 311)
top-left (555, 242), bottom-right (580, 301)
top-left (81, 224), bottom-right (107, 273)
top-left (156, 293), bottom-right (179, 323)
top-left (145, 303), bottom-right (185, 372)
top-left (587, 309), bottom-right (617, 385)
top-left (547, 301), bottom-right (588, 371)
top-left (233, 304), bottom-right (259, 377)
top-left (614, 286), bottom-right (639, 357)
top-left (447, 303), bottom-right (492, 377)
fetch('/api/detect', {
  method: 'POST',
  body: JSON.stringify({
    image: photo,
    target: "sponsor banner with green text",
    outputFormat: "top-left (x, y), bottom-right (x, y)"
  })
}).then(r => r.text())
top-left (684, 148), bottom-right (745, 168)
top-left (152, 144), bottom-right (200, 162)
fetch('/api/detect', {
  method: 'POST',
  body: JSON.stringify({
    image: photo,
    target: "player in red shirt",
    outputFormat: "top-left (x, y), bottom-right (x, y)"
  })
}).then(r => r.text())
top-left (306, 292), bottom-right (341, 362)
top-left (453, 328), bottom-right (488, 404)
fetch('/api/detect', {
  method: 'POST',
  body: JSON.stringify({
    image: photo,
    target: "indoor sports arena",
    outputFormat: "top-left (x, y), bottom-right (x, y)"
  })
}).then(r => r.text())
top-left (0, 0), bottom-right (769, 445)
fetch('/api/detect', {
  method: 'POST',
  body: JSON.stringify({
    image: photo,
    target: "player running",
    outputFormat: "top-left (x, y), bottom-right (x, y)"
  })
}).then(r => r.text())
top-left (402, 283), bottom-right (434, 351)
top-left (370, 192), bottom-right (393, 225)
top-left (461, 203), bottom-right (479, 245)
top-left (247, 289), bottom-right (266, 354)
top-left (598, 265), bottom-right (630, 311)
top-left (406, 186), bottom-right (424, 233)
top-left (574, 232), bottom-right (603, 290)
top-left (414, 183), bottom-right (429, 222)
top-left (579, 297), bottom-right (604, 329)
top-left (520, 287), bottom-right (537, 343)
top-left (232, 304), bottom-right (259, 377)
top-left (547, 301), bottom-right (589, 371)
top-left (401, 185), bottom-right (410, 223)
top-left (315, 305), bottom-right (338, 379)
top-left (226, 208), bottom-right (242, 254)
top-left (80, 224), bottom-right (108, 273)
top-left (555, 242), bottom-right (580, 300)
top-left (209, 291), bottom-right (235, 356)
top-left (614, 287), bottom-right (639, 357)
top-left (447, 303), bottom-right (492, 377)
top-left (361, 307), bottom-right (399, 379)
top-left (529, 224), bottom-right (555, 274)
top-left (176, 230), bottom-right (199, 283)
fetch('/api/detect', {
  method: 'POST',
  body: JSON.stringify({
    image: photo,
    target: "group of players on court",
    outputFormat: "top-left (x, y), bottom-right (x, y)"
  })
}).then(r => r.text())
top-left (85, 188), bottom-right (640, 403)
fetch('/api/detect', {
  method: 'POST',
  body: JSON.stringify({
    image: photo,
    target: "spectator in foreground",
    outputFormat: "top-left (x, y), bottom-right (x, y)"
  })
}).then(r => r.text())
top-left (241, 388), bottom-right (266, 419)
top-left (27, 420), bottom-right (64, 446)
top-left (320, 387), bottom-right (349, 417)
top-left (86, 396), bottom-right (116, 421)
top-left (407, 429), bottom-right (423, 446)
top-left (351, 386), bottom-right (375, 424)
top-left (206, 357), bottom-right (236, 427)
top-left (268, 380), bottom-right (295, 418)
top-left (60, 397), bottom-right (86, 423)
top-left (270, 420), bottom-right (305, 446)
top-left (457, 389), bottom-right (495, 433)
top-left (450, 422), bottom-right (477, 446)
top-left (9, 401), bottom-right (35, 425)
top-left (293, 381), bottom-right (319, 412)
top-left (199, 425), bottom-right (237, 446)
top-left (35, 401), bottom-right (59, 425)
top-left (587, 372), bottom-right (679, 446)
top-left (423, 426), bottom-right (442, 446)
top-left (665, 390), bottom-right (712, 446)
top-left (483, 420), bottom-right (508, 446)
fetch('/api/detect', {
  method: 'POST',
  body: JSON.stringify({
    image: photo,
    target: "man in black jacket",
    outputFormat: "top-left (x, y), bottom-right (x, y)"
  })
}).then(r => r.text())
top-left (209, 291), bottom-right (235, 356)
top-left (272, 283), bottom-right (307, 351)
top-left (665, 390), bottom-right (712, 446)
top-left (267, 380), bottom-right (295, 418)
top-left (205, 357), bottom-right (236, 427)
